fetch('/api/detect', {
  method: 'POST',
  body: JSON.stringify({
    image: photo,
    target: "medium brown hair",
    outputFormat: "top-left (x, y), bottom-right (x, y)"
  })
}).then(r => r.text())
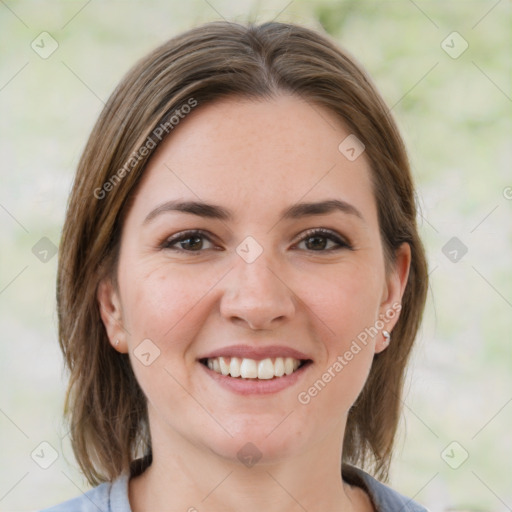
top-left (57, 20), bottom-right (428, 486)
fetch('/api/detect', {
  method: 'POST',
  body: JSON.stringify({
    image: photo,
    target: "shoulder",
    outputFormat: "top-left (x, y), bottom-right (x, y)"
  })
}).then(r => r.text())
top-left (38, 482), bottom-right (112, 512)
top-left (38, 473), bottom-right (131, 512)
top-left (344, 465), bottom-right (429, 512)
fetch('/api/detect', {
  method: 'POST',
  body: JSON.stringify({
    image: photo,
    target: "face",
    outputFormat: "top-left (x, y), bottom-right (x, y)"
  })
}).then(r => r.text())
top-left (98, 94), bottom-right (409, 465)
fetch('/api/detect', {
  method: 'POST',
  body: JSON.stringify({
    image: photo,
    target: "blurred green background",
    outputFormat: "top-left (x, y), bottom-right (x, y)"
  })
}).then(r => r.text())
top-left (1, 1), bottom-right (511, 510)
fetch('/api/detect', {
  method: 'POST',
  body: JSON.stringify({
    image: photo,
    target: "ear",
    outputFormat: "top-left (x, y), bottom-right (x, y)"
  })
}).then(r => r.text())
top-left (375, 242), bottom-right (411, 353)
top-left (97, 277), bottom-right (128, 353)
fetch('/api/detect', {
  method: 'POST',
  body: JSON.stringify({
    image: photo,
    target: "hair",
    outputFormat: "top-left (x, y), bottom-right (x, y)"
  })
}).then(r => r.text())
top-left (57, 20), bottom-right (428, 486)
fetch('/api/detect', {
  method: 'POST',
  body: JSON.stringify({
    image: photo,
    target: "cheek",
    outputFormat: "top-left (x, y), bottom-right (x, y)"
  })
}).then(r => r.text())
top-left (119, 263), bottom-right (216, 408)
top-left (294, 260), bottom-right (383, 409)
top-left (299, 259), bottom-right (384, 343)
top-left (120, 263), bottom-right (214, 340)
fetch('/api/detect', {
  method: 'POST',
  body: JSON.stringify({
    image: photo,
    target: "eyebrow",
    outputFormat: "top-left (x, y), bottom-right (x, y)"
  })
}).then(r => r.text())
top-left (143, 198), bottom-right (364, 225)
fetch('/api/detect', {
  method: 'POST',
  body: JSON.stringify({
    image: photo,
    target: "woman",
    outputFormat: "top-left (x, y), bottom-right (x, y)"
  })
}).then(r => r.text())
top-left (43, 20), bottom-right (428, 511)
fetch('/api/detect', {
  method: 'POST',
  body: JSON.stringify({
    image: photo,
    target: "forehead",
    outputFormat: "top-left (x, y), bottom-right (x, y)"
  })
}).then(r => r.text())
top-left (129, 94), bottom-right (377, 225)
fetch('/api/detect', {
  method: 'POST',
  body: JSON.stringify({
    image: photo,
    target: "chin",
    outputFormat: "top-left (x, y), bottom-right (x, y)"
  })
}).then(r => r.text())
top-left (205, 419), bottom-right (306, 466)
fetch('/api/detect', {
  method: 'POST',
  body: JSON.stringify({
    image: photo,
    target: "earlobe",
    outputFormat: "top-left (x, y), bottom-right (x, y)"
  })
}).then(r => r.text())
top-left (376, 243), bottom-right (411, 353)
top-left (97, 278), bottom-right (128, 353)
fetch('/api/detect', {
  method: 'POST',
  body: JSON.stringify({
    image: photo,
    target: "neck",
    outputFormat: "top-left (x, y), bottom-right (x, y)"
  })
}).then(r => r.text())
top-left (129, 410), bottom-right (371, 512)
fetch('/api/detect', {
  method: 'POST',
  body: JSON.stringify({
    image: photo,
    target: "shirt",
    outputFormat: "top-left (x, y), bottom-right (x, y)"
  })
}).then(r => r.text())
top-left (40, 459), bottom-right (428, 512)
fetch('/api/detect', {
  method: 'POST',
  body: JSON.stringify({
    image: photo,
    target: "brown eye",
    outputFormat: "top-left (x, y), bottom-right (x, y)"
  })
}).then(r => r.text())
top-left (304, 235), bottom-right (329, 251)
top-left (295, 229), bottom-right (352, 252)
top-left (161, 230), bottom-right (216, 252)
top-left (178, 235), bottom-right (204, 251)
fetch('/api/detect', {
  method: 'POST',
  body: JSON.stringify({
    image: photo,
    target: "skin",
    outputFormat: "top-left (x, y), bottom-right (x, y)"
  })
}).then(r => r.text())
top-left (98, 94), bottom-right (410, 512)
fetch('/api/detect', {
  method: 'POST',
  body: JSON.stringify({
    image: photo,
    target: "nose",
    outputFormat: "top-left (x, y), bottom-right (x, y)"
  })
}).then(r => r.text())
top-left (220, 254), bottom-right (296, 330)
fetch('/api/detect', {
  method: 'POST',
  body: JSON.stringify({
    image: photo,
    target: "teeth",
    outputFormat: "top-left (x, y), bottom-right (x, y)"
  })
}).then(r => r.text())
top-left (258, 358), bottom-right (275, 380)
top-left (240, 358), bottom-right (258, 378)
top-left (204, 356), bottom-right (304, 379)
top-left (230, 357), bottom-right (241, 377)
top-left (284, 357), bottom-right (294, 375)
top-left (274, 357), bottom-right (285, 377)
top-left (219, 356), bottom-right (230, 376)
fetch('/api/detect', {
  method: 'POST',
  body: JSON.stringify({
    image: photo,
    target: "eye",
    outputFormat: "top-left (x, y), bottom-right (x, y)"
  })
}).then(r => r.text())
top-left (160, 228), bottom-right (352, 253)
top-left (160, 230), bottom-right (217, 252)
top-left (294, 228), bottom-right (352, 252)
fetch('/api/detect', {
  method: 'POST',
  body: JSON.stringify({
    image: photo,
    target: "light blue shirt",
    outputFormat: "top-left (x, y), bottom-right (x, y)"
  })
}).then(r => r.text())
top-left (40, 464), bottom-right (428, 511)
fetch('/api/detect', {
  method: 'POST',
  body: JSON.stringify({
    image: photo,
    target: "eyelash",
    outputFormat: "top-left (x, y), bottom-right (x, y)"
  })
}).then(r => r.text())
top-left (160, 228), bottom-right (353, 253)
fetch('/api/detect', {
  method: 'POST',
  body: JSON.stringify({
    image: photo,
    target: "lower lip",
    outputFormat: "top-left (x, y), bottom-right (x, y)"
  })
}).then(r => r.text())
top-left (198, 361), bottom-right (312, 395)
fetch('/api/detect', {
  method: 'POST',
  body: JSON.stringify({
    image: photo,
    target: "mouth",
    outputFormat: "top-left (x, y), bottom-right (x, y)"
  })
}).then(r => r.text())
top-left (199, 356), bottom-right (312, 380)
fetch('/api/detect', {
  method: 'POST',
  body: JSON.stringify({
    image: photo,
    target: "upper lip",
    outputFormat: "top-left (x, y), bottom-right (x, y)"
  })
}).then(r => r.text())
top-left (198, 345), bottom-right (312, 361)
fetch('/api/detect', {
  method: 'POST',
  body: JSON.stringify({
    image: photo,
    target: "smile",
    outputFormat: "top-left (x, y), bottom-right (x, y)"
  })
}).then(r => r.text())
top-left (200, 356), bottom-right (308, 380)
